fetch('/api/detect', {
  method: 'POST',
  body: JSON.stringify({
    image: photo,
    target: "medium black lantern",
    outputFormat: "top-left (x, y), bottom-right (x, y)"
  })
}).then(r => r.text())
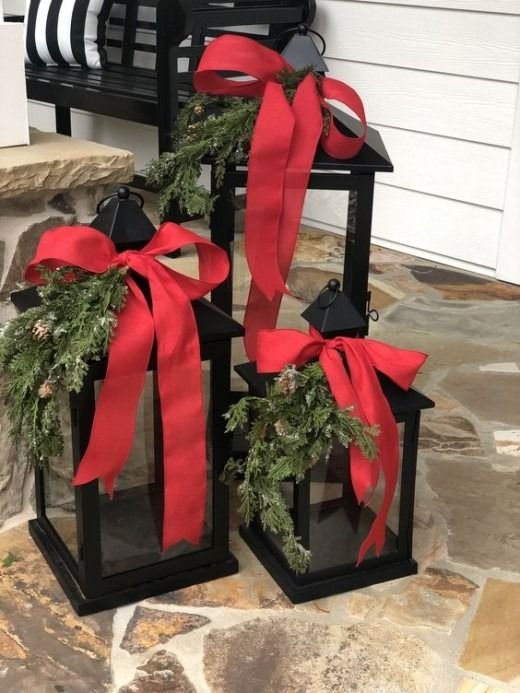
top-left (10, 193), bottom-right (244, 615)
top-left (233, 283), bottom-right (434, 603)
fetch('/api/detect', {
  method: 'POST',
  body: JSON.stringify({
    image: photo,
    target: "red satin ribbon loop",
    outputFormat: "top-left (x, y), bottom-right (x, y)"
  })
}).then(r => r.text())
top-left (194, 35), bottom-right (367, 360)
top-left (26, 223), bottom-right (230, 551)
top-left (256, 328), bottom-right (426, 564)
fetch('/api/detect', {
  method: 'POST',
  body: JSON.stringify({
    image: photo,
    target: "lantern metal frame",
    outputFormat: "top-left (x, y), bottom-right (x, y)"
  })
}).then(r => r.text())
top-left (11, 287), bottom-right (243, 617)
top-left (208, 116), bottom-right (393, 334)
top-left (234, 362), bottom-right (434, 603)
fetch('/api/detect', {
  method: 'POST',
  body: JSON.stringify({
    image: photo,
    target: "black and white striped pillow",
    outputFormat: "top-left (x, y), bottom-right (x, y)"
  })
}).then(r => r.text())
top-left (24, 0), bottom-right (112, 68)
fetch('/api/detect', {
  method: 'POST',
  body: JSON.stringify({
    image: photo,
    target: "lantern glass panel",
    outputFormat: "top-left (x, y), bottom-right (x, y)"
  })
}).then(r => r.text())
top-left (302, 188), bottom-right (355, 240)
top-left (306, 424), bottom-right (404, 572)
top-left (263, 424), bottom-right (404, 574)
top-left (44, 402), bottom-right (79, 560)
top-left (98, 364), bottom-right (213, 577)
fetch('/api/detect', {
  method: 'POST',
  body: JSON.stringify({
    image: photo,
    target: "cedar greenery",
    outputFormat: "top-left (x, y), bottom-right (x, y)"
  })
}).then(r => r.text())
top-left (145, 68), bottom-right (324, 220)
top-left (0, 267), bottom-right (127, 464)
top-left (223, 362), bottom-right (378, 574)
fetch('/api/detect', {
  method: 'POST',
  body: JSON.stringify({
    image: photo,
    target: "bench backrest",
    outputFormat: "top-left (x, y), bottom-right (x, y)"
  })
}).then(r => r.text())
top-left (105, 0), bottom-right (316, 70)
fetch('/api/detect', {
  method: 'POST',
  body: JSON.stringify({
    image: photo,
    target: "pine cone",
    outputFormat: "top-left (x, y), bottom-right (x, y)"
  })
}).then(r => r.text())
top-left (32, 319), bottom-right (51, 341)
top-left (278, 366), bottom-right (298, 396)
top-left (274, 419), bottom-right (288, 437)
top-left (38, 380), bottom-right (55, 399)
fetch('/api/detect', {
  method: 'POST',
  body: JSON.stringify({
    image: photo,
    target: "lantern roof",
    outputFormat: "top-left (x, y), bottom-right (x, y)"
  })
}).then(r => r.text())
top-left (235, 361), bottom-right (434, 414)
top-left (301, 278), bottom-right (367, 337)
top-left (281, 24), bottom-right (328, 74)
top-left (315, 109), bottom-right (393, 173)
top-left (91, 187), bottom-right (156, 250)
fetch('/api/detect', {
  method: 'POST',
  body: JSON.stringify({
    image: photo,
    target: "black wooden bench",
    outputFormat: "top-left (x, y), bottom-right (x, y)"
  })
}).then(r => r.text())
top-left (16, 0), bottom-right (316, 160)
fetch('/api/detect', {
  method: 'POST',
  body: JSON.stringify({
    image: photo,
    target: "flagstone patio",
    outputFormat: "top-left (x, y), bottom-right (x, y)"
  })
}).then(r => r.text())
top-left (0, 210), bottom-right (519, 692)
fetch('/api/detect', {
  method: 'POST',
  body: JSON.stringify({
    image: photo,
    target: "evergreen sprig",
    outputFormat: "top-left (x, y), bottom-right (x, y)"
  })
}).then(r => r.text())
top-left (223, 362), bottom-right (378, 574)
top-left (0, 267), bottom-right (128, 464)
top-left (145, 68), bottom-right (323, 220)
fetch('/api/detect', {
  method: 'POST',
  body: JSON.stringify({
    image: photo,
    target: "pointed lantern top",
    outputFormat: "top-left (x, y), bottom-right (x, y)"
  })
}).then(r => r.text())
top-left (91, 186), bottom-right (156, 251)
top-left (301, 278), bottom-right (366, 338)
top-left (281, 24), bottom-right (328, 74)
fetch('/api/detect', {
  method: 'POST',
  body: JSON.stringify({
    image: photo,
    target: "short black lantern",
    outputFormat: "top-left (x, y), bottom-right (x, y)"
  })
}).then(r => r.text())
top-left (10, 194), bottom-right (244, 615)
top-left (234, 283), bottom-right (434, 603)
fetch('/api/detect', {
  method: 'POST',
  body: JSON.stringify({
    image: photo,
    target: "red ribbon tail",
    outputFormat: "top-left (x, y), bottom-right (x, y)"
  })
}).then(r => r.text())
top-left (356, 517), bottom-right (387, 567)
top-left (349, 448), bottom-right (380, 506)
top-left (73, 279), bottom-right (154, 494)
top-left (245, 81), bottom-right (294, 301)
top-left (149, 264), bottom-right (208, 551)
top-left (244, 76), bottom-right (323, 361)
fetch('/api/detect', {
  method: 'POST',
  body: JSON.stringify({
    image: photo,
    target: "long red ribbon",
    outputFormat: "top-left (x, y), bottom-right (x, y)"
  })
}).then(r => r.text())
top-left (194, 35), bottom-right (367, 359)
top-left (26, 223), bottom-right (230, 551)
top-left (256, 328), bottom-right (427, 564)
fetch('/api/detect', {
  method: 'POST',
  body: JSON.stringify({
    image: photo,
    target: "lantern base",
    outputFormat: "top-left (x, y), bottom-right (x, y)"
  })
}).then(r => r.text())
top-left (29, 519), bottom-right (239, 616)
top-left (239, 524), bottom-right (417, 603)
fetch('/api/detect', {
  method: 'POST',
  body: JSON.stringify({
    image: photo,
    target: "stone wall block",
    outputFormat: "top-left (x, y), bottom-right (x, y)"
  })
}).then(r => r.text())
top-left (0, 399), bottom-right (30, 527)
top-left (0, 214), bottom-right (73, 298)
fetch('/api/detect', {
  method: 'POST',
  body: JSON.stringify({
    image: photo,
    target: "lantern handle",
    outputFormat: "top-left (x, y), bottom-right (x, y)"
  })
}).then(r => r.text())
top-left (317, 278), bottom-right (341, 309)
top-left (96, 187), bottom-right (145, 214)
top-left (274, 23), bottom-right (327, 57)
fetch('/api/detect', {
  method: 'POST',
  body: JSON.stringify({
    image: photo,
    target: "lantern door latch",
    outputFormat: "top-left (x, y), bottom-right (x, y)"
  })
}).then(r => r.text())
top-left (366, 291), bottom-right (379, 322)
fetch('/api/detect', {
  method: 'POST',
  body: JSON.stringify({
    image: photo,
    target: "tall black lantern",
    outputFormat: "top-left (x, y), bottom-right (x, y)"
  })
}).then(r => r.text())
top-left (10, 191), bottom-right (244, 615)
top-left (234, 283), bottom-right (434, 603)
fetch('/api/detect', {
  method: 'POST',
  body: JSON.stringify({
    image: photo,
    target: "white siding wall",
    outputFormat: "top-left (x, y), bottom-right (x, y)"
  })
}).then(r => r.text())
top-left (9, 0), bottom-right (520, 280)
top-left (304, 0), bottom-right (520, 278)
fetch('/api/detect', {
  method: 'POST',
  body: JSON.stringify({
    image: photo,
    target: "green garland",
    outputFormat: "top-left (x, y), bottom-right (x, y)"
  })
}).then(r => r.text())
top-left (0, 267), bottom-right (127, 464)
top-left (223, 362), bottom-right (378, 574)
top-left (145, 68), bottom-right (325, 220)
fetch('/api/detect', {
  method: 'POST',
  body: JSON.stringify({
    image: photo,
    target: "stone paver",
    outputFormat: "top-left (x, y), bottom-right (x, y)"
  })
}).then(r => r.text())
top-left (426, 460), bottom-right (520, 572)
top-left (460, 579), bottom-right (520, 684)
top-left (0, 527), bottom-right (113, 692)
top-left (120, 607), bottom-right (210, 654)
top-left (381, 567), bottom-right (478, 632)
top-left (203, 619), bottom-right (456, 693)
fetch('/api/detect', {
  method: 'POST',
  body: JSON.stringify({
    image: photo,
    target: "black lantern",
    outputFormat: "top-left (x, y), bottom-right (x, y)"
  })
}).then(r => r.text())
top-left (233, 285), bottom-right (434, 603)
top-left (10, 193), bottom-right (244, 615)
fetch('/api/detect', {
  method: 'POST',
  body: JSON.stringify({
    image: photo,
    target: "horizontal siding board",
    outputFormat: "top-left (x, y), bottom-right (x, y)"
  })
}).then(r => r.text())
top-left (327, 59), bottom-right (517, 147)
top-left (371, 185), bottom-right (501, 268)
top-left (303, 185), bottom-right (501, 270)
top-left (315, 0), bottom-right (520, 81)
top-left (352, 0), bottom-right (520, 14)
top-left (375, 126), bottom-right (509, 209)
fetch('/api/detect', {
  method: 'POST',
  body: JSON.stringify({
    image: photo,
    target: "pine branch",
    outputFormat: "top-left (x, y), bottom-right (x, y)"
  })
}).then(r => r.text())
top-left (145, 68), bottom-right (324, 219)
top-left (0, 267), bottom-right (127, 464)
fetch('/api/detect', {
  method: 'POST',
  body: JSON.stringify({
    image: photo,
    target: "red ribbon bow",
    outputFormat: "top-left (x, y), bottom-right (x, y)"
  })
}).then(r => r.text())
top-left (256, 328), bottom-right (427, 564)
top-left (26, 222), bottom-right (230, 551)
top-left (194, 35), bottom-right (367, 359)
